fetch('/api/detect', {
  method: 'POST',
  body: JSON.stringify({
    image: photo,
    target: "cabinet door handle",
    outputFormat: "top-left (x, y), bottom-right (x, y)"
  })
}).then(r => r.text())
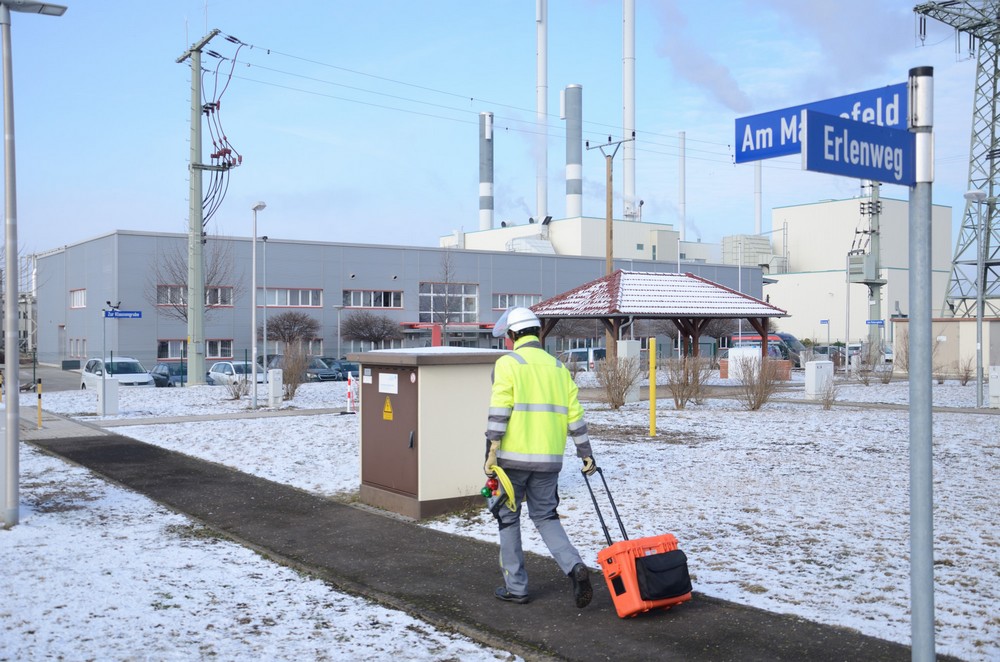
top-left (408, 430), bottom-right (414, 448)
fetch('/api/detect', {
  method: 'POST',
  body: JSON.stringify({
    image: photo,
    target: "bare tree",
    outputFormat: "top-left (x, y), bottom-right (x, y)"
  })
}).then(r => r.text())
top-left (267, 311), bottom-right (321, 348)
top-left (144, 238), bottom-right (245, 323)
top-left (435, 249), bottom-right (462, 346)
top-left (342, 310), bottom-right (402, 348)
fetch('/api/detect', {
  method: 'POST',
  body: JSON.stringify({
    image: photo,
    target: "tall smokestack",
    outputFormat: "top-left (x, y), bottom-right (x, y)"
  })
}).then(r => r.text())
top-left (678, 130), bottom-right (686, 241)
top-left (536, 0), bottom-right (548, 222)
top-left (479, 112), bottom-right (494, 231)
top-left (562, 84), bottom-right (583, 218)
top-left (623, 0), bottom-right (636, 221)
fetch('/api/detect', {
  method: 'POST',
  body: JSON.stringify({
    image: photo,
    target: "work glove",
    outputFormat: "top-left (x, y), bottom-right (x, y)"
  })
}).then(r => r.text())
top-left (581, 456), bottom-right (597, 476)
top-left (484, 440), bottom-right (501, 476)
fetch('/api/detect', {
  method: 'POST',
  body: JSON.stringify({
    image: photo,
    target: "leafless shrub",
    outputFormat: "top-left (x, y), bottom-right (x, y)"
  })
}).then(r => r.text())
top-left (956, 355), bottom-right (975, 386)
top-left (595, 357), bottom-right (642, 410)
top-left (820, 379), bottom-right (838, 410)
top-left (224, 377), bottom-right (251, 401)
top-left (893, 330), bottom-right (909, 374)
top-left (282, 346), bottom-right (308, 400)
top-left (663, 357), bottom-right (712, 410)
top-left (733, 355), bottom-right (779, 411)
top-left (875, 363), bottom-right (894, 384)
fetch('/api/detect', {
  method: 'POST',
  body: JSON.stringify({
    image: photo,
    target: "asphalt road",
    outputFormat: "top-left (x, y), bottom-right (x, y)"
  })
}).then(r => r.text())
top-left (11, 363), bottom-right (84, 393)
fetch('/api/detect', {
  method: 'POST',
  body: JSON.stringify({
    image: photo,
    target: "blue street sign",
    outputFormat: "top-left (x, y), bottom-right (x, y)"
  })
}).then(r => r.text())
top-left (820, 319), bottom-right (829, 324)
top-left (801, 110), bottom-right (915, 186)
top-left (104, 310), bottom-right (142, 319)
top-left (735, 82), bottom-right (906, 163)
top-left (865, 319), bottom-right (885, 326)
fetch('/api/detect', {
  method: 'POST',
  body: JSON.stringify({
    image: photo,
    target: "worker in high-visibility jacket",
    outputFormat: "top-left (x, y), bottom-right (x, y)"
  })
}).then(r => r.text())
top-left (484, 306), bottom-right (597, 608)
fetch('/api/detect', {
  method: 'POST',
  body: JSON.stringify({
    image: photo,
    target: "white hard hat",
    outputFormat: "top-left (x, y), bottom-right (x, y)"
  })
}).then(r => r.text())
top-left (492, 307), bottom-right (541, 337)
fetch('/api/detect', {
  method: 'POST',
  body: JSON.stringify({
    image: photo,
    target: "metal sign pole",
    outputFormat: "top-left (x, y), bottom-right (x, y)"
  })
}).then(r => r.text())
top-left (907, 65), bottom-right (936, 662)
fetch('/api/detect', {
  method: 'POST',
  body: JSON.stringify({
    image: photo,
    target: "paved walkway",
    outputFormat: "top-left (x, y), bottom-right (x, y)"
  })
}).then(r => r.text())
top-left (16, 407), bottom-right (932, 662)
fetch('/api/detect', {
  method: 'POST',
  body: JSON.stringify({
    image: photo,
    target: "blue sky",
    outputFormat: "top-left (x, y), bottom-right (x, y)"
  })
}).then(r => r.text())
top-left (8, 0), bottom-right (980, 254)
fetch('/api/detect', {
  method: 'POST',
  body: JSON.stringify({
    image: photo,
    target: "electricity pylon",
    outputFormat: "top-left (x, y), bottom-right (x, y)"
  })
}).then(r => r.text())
top-left (916, 1), bottom-right (1000, 317)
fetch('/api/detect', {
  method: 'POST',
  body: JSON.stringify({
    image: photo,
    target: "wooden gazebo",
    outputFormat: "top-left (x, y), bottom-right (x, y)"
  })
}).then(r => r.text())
top-left (530, 270), bottom-right (787, 358)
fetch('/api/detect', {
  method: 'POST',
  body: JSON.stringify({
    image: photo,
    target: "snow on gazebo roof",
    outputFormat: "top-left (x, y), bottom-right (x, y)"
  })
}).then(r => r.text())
top-left (531, 270), bottom-right (786, 319)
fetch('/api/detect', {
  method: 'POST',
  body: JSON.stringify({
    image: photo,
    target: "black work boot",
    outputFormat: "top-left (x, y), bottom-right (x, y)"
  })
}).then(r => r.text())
top-left (569, 563), bottom-right (593, 608)
top-left (494, 587), bottom-right (530, 604)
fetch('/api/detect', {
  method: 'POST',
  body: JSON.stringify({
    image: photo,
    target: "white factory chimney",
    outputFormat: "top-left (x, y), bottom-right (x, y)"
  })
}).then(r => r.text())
top-left (479, 112), bottom-right (494, 231)
top-left (536, 0), bottom-right (548, 223)
top-left (562, 84), bottom-right (583, 218)
top-left (623, 0), bottom-right (636, 221)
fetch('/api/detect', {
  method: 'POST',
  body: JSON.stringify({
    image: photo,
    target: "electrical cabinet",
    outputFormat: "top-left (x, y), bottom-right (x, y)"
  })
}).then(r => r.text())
top-left (352, 348), bottom-right (506, 519)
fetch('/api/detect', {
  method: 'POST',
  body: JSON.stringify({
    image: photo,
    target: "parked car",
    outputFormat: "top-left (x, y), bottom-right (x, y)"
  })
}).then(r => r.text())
top-left (207, 360), bottom-right (265, 386)
top-left (266, 355), bottom-right (341, 382)
top-left (80, 357), bottom-right (154, 389)
top-left (810, 345), bottom-right (845, 366)
top-left (729, 334), bottom-right (798, 365)
top-left (557, 347), bottom-right (606, 371)
top-left (150, 362), bottom-right (187, 387)
top-left (321, 358), bottom-right (358, 380)
top-left (774, 332), bottom-right (806, 367)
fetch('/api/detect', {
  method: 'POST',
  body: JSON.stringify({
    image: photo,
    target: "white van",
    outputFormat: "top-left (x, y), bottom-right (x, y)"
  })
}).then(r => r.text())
top-left (557, 347), bottom-right (606, 371)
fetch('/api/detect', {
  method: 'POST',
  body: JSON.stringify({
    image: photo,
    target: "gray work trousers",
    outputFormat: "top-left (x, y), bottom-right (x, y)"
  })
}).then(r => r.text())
top-left (495, 468), bottom-right (583, 595)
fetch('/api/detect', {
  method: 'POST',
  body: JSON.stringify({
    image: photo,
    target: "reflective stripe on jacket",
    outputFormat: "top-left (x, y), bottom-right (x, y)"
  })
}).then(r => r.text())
top-left (486, 336), bottom-right (591, 472)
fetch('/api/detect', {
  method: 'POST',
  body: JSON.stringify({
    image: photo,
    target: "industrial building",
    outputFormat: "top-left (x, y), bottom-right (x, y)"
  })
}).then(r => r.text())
top-left (30, 229), bottom-right (756, 373)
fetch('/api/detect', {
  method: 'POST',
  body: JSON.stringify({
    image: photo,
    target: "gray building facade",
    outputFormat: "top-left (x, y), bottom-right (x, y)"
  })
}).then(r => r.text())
top-left (33, 230), bottom-right (761, 370)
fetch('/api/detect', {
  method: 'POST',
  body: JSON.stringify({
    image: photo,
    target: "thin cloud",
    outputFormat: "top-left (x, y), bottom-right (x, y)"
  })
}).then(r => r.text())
top-left (648, 1), bottom-right (753, 113)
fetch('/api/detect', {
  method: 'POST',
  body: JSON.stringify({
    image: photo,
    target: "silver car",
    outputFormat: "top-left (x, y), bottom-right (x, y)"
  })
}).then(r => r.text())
top-left (80, 357), bottom-right (154, 389)
top-left (207, 361), bottom-right (265, 386)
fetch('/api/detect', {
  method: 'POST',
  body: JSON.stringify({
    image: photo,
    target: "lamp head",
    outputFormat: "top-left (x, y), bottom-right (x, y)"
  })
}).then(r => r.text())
top-left (252, 201), bottom-right (266, 212)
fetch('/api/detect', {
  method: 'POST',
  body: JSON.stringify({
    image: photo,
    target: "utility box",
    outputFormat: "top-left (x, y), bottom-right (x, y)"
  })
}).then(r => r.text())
top-left (989, 366), bottom-right (1000, 409)
top-left (352, 347), bottom-right (506, 520)
top-left (618, 340), bottom-right (641, 403)
top-left (267, 369), bottom-right (282, 407)
top-left (98, 379), bottom-right (119, 416)
top-left (804, 360), bottom-right (834, 400)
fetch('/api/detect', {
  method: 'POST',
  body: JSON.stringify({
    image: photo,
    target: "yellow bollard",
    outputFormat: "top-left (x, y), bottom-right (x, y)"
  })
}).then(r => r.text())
top-left (648, 338), bottom-right (656, 437)
top-left (37, 379), bottom-right (43, 429)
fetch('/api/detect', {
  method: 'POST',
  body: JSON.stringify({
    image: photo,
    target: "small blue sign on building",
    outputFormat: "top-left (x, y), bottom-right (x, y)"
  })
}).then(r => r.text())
top-left (734, 82), bottom-right (906, 163)
top-left (801, 110), bottom-right (915, 186)
top-left (865, 319), bottom-right (885, 326)
top-left (104, 310), bottom-right (142, 319)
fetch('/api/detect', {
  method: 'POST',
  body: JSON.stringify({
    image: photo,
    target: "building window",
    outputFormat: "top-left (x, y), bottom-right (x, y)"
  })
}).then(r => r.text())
top-left (305, 338), bottom-right (324, 355)
top-left (70, 289), bottom-right (86, 308)
top-left (157, 285), bottom-right (186, 306)
top-left (492, 293), bottom-right (540, 310)
top-left (343, 289), bottom-right (403, 308)
top-left (206, 286), bottom-right (234, 307)
top-left (257, 288), bottom-right (323, 307)
top-left (418, 282), bottom-right (479, 323)
top-left (344, 338), bottom-right (402, 354)
top-left (207, 339), bottom-right (233, 359)
top-left (636, 243), bottom-right (644, 251)
top-left (157, 339), bottom-right (187, 359)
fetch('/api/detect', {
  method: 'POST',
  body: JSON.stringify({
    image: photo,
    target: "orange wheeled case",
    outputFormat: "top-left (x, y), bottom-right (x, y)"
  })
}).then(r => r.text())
top-left (584, 468), bottom-right (692, 618)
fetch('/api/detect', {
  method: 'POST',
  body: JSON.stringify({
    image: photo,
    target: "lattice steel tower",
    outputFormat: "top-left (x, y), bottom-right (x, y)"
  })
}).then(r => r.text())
top-left (916, 1), bottom-right (1000, 317)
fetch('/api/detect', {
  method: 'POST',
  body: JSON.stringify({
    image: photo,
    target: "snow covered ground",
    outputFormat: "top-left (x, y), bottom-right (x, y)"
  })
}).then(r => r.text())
top-left (3, 374), bottom-right (997, 661)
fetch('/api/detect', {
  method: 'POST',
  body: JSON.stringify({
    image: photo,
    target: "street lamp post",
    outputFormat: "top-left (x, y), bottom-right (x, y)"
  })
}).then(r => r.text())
top-left (101, 300), bottom-right (120, 415)
top-left (1, 0), bottom-right (68, 529)
top-left (261, 235), bottom-right (268, 378)
top-left (333, 304), bottom-right (344, 359)
top-left (964, 190), bottom-right (987, 408)
top-left (251, 202), bottom-right (265, 409)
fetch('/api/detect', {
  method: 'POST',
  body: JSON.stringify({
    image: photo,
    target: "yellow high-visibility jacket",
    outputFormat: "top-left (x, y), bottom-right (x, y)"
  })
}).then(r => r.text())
top-left (485, 335), bottom-right (591, 472)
